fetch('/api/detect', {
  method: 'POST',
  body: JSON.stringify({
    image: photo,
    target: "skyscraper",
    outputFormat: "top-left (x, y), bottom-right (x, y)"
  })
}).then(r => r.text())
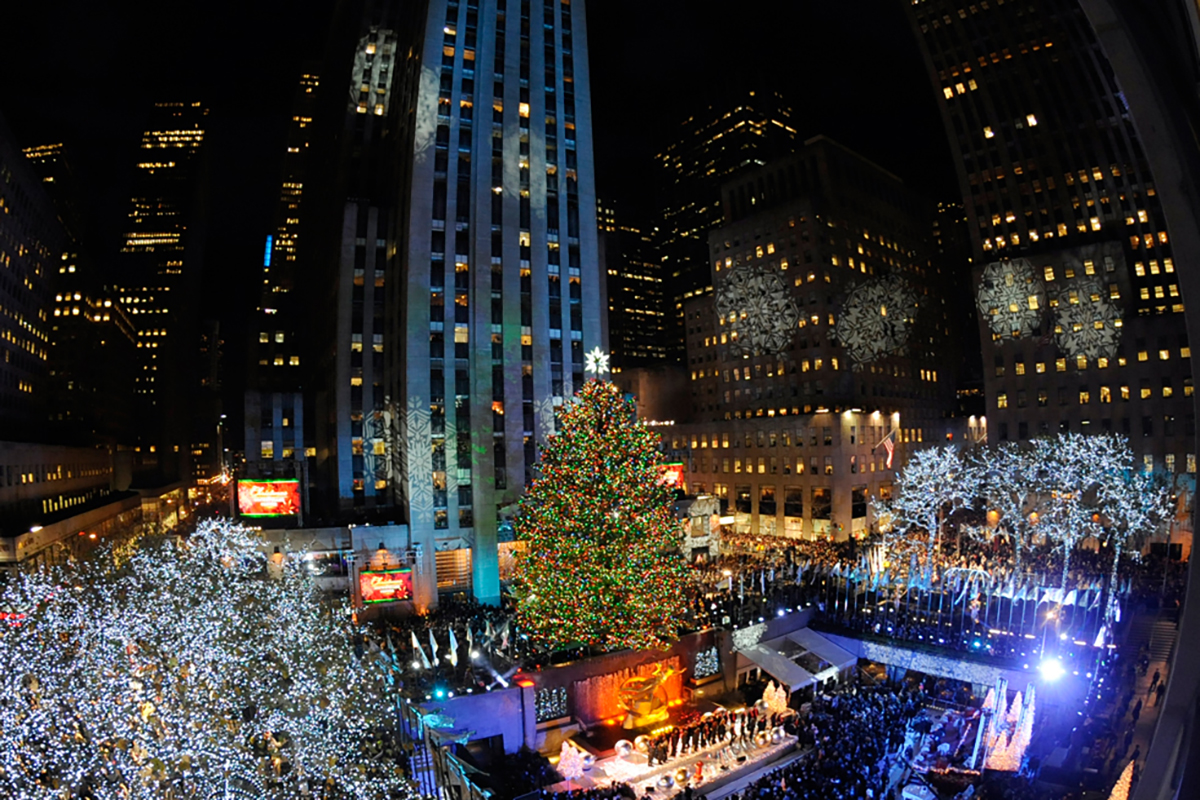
top-left (303, 0), bottom-right (603, 605)
top-left (656, 90), bottom-right (798, 360)
top-left (904, 0), bottom-right (1193, 475)
top-left (673, 136), bottom-right (963, 538)
top-left (24, 143), bottom-right (138, 446)
top-left (114, 102), bottom-right (210, 481)
top-left (0, 112), bottom-right (57, 440)
top-left (599, 199), bottom-right (665, 369)
top-left (244, 73), bottom-right (319, 496)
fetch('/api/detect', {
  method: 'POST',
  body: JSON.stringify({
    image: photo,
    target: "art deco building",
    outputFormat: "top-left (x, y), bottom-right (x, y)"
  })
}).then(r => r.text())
top-left (0, 112), bottom-right (58, 440)
top-left (113, 102), bottom-right (210, 481)
top-left (656, 90), bottom-right (798, 360)
top-left (599, 199), bottom-right (665, 369)
top-left (302, 0), bottom-right (604, 605)
top-left (904, 0), bottom-right (1194, 477)
top-left (671, 137), bottom-right (969, 539)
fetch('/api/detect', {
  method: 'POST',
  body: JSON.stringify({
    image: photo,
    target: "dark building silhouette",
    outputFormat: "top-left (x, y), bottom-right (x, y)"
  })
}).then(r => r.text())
top-left (655, 89), bottom-right (798, 361)
top-left (24, 142), bottom-right (137, 447)
top-left (599, 199), bottom-right (665, 369)
top-left (0, 112), bottom-right (59, 441)
top-left (112, 101), bottom-right (210, 483)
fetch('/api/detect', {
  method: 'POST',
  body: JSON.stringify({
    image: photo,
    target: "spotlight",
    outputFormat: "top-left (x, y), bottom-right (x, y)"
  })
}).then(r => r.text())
top-left (1038, 658), bottom-right (1066, 682)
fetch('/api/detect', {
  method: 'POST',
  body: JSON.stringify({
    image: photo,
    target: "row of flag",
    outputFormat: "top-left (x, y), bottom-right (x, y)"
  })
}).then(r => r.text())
top-left (383, 618), bottom-right (513, 672)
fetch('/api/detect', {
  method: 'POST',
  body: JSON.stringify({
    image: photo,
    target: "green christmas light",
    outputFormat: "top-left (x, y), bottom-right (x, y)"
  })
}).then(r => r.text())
top-left (514, 379), bottom-right (690, 651)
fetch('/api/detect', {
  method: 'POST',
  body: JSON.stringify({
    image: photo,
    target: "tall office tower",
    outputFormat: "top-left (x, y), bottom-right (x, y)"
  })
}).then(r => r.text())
top-left (24, 143), bottom-right (138, 446)
top-left (599, 199), bottom-right (665, 369)
top-left (0, 113), bottom-right (58, 440)
top-left (192, 319), bottom-right (223, 481)
top-left (656, 90), bottom-right (798, 361)
top-left (305, 0), bottom-right (603, 605)
top-left (244, 73), bottom-right (319, 491)
top-left (904, 0), bottom-right (1193, 475)
top-left (114, 102), bottom-right (209, 481)
top-left (672, 137), bottom-right (963, 539)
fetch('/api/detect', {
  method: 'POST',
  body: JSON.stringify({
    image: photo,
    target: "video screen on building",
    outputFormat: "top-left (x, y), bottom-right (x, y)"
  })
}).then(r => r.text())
top-left (359, 568), bottom-right (414, 604)
top-left (237, 480), bottom-right (301, 517)
top-left (659, 462), bottom-right (686, 490)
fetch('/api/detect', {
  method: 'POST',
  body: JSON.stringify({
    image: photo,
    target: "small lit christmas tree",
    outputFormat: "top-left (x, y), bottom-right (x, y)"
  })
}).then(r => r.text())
top-left (516, 359), bottom-right (690, 651)
top-left (1108, 758), bottom-right (1134, 800)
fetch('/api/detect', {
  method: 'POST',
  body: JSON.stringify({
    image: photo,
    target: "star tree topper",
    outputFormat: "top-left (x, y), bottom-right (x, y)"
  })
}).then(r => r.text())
top-left (584, 346), bottom-right (610, 377)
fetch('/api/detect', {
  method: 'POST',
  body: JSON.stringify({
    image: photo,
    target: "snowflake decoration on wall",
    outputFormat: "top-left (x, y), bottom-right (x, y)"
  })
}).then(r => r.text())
top-left (1051, 278), bottom-right (1123, 360)
top-left (731, 622), bottom-right (768, 652)
top-left (976, 258), bottom-right (1046, 341)
top-left (716, 263), bottom-right (801, 356)
top-left (693, 646), bottom-right (721, 679)
top-left (831, 274), bottom-right (920, 368)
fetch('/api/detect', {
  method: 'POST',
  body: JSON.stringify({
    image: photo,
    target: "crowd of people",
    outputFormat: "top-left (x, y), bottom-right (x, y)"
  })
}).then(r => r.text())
top-left (719, 678), bottom-right (926, 800)
top-left (363, 528), bottom-right (1183, 704)
top-left (535, 783), bottom-right (636, 800)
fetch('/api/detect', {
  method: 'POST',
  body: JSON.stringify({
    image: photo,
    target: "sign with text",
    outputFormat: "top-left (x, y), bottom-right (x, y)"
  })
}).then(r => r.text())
top-left (359, 568), bottom-right (414, 604)
top-left (237, 480), bottom-right (300, 517)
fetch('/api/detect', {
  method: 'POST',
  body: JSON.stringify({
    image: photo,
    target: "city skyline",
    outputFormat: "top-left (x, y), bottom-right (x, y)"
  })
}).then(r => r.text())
top-left (0, 3), bottom-right (956, 387)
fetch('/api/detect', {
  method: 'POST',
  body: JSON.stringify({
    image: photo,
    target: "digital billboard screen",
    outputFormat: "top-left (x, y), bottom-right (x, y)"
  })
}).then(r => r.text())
top-left (237, 480), bottom-right (301, 517)
top-left (659, 462), bottom-right (686, 490)
top-left (359, 568), bottom-right (414, 604)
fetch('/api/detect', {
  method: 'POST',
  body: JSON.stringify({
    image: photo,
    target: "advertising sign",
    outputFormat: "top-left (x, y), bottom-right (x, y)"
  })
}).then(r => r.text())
top-left (359, 568), bottom-right (414, 604)
top-left (237, 480), bottom-right (301, 517)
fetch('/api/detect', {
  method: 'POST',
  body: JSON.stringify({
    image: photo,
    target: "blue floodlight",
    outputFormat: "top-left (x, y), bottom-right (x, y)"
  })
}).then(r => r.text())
top-left (1038, 658), bottom-right (1066, 682)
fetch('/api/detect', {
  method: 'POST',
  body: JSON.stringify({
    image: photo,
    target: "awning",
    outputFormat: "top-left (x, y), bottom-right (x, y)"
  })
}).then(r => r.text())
top-left (736, 627), bottom-right (857, 691)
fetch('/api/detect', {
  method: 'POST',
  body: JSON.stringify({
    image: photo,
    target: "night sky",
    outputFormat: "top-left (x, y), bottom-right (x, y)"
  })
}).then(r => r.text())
top-left (0, 0), bottom-right (954, 436)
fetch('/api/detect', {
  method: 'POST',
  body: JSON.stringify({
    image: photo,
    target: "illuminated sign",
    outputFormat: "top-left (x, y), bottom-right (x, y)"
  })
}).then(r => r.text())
top-left (264, 234), bottom-right (273, 267)
top-left (359, 568), bottom-right (414, 604)
top-left (237, 480), bottom-right (300, 517)
top-left (659, 462), bottom-right (686, 490)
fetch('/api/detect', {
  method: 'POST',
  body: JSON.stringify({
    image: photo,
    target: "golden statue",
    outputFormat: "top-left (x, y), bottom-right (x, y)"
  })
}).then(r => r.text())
top-left (617, 663), bottom-right (681, 729)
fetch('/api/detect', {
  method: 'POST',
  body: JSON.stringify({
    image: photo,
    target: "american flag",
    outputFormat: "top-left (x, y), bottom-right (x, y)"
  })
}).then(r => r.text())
top-left (872, 428), bottom-right (897, 469)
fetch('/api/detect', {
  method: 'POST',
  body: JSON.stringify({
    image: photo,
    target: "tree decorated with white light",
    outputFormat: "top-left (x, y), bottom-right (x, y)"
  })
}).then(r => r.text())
top-left (883, 445), bottom-right (974, 568)
top-left (0, 520), bottom-right (412, 800)
top-left (1026, 433), bottom-right (1131, 586)
top-left (967, 440), bottom-right (1041, 573)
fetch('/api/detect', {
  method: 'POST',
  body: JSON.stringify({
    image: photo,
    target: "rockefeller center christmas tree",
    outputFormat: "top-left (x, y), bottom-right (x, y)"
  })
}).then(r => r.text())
top-left (515, 369), bottom-right (689, 651)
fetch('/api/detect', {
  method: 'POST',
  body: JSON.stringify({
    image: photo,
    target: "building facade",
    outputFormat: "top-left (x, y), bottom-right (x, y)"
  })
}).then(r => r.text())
top-left (244, 73), bottom-right (320, 497)
top-left (24, 142), bottom-right (138, 446)
top-left (599, 199), bottom-right (666, 369)
top-left (0, 113), bottom-right (58, 441)
top-left (113, 102), bottom-right (210, 481)
top-left (655, 90), bottom-right (798, 360)
top-left (904, 0), bottom-right (1194, 477)
top-left (301, 0), bottom-right (604, 605)
top-left (670, 137), bottom-right (967, 539)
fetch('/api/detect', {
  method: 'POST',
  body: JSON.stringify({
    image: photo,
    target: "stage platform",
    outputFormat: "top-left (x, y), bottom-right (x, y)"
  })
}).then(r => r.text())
top-left (551, 734), bottom-right (798, 799)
